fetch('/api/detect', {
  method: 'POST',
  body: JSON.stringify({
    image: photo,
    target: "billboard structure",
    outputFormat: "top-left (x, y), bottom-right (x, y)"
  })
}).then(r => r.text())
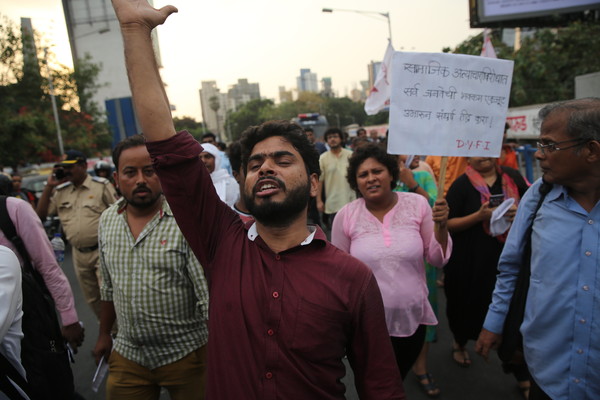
top-left (469, 0), bottom-right (600, 27)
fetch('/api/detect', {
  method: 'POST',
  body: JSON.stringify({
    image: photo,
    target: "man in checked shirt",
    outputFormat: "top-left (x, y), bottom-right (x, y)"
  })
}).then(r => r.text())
top-left (92, 134), bottom-right (209, 400)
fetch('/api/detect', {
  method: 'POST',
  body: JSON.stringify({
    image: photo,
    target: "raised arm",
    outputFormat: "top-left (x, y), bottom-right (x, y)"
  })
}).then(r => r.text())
top-left (111, 0), bottom-right (178, 141)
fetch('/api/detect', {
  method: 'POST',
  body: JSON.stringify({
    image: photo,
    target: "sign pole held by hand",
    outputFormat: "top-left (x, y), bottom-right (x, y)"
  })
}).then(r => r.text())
top-left (435, 156), bottom-right (448, 233)
top-left (436, 156), bottom-right (448, 197)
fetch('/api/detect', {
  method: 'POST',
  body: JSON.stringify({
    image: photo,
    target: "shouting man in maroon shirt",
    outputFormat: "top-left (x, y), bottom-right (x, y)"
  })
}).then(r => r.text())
top-left (111, 1), bottom-right (405, 399)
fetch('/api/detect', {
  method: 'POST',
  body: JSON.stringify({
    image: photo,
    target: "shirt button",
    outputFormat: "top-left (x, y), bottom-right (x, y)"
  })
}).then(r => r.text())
top-left (580, 319), bottom-right (586, 324)
top-left (272, 291), bottom-right (279, 299)
top-left (574, 378), bottom-right (580, 383)
top-left (275, 254), bottom-right (281, 260)
top-left (583, 285), bottom-right (589, 291)
top-left (267, 329), bottom-right (274, 336)
top-left (265, 372), bottom-right (273, 379)
top-left (588, 219), bottom-right (594, 225)
top-left (577, 349), bottom-right (584, 354)
top-left (585, 251), bottom-right (592, 256)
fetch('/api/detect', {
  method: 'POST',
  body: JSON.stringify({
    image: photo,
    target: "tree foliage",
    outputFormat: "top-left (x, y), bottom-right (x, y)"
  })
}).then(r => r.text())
top-left (226, 92), bottom-right (386, 140)
top-left (445, 21), bottom-right (600, 107)
top-left (0, 15), bottom-right (111, 170)
top-left (173, 116), bottom-right (206, 139)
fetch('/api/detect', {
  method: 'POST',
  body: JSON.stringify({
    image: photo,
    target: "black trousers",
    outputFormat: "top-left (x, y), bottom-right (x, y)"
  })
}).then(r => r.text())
top-left (390, 324), bottom-right (427, 380)
top-left (530, 378), bottom-right (553, 400)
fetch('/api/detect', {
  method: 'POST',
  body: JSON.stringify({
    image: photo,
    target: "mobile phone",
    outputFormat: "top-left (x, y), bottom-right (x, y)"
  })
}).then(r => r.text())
top-left (53, 166), bottom-right (66, 180)
top-left (489, 194), bottom-right (504, 207)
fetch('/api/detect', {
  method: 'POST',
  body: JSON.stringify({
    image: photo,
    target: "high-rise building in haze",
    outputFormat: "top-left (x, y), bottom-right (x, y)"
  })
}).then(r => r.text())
top-left (367, 61), bottom-right (382, 93)
top-left (296, 68), bottom-right (318, 93)
top-left (279, 86), bottom-right (294, 103)
top-left (199, 81), bottom-right (227, 140)
top-left (227, 79), bottom-right (260, 111)
top-left (321, 77), bottom-right (333, 98)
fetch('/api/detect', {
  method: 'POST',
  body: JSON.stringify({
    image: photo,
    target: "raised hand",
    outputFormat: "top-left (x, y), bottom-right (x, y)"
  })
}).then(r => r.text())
top-left (111, 0), bottom-right (178, 31)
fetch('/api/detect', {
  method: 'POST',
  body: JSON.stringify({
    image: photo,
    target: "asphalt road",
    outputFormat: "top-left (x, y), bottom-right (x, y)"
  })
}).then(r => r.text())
top-left (63, 246), bottom-right (525, 400)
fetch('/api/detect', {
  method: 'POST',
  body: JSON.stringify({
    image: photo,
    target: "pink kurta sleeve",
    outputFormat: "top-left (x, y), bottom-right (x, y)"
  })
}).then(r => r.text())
top-left (8, 198), bottom-right (78, 326)
top-left (331, 204), bottom-right (352, 253)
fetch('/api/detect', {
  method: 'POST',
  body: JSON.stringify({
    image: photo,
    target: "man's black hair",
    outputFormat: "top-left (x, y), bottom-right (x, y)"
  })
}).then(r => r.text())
top-left (304, 127), bottom-right (314, 133)
top-left (202, 132), bottom-right (216, 141)
top-left (112, 134), bottom-right (146, 171)
top-left (227, 141), bottom-right (243, 174)
top-left (347, 144), bottom-right (399, 191)
top-left (240, 120), bottom-right (320, 178)
top-left (324, 127), bottom-right (344, 142)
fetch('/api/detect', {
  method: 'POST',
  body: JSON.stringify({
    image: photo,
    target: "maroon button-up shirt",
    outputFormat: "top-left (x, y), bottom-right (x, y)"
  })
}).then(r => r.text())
top-left (147, 131), bottom-right (405, 400)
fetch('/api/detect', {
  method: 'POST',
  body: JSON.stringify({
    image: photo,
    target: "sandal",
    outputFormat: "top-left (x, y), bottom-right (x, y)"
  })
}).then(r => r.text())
top-left (452, 347), bottom-right (471, 368)
top-left (415, 372), bottom-right (441, 398)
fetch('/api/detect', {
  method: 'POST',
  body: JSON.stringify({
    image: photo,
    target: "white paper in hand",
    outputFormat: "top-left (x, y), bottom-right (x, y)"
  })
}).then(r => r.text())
top-left (92, 355), bottom-right (109, 393)
top-left (490, 197), bottom-right (515, 236)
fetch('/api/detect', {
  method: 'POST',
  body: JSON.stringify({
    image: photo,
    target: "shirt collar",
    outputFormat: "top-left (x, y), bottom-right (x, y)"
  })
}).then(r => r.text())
top-left (247, 222), bottom-right (318, 246)
top-left (546, 182), bottom-right (568, 203)
top-left (76, 174), bottom-right (93, 190)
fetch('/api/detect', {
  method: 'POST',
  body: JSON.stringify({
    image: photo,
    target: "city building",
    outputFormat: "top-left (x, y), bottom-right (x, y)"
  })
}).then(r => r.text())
top-left (367, 61), bottom-right (382, 93)
top-left (296, 68), bottom-right (319, 93)
top-left (199, 81), bottom-right (227, 141)
top-left (61, 0), bottom-right (164, 113)
top-left (227, 79), bottom-right (260, 111)
top-left (279, 86), bottom-right (294, 103)
top-left (321, 77), bottom-right (334, 98)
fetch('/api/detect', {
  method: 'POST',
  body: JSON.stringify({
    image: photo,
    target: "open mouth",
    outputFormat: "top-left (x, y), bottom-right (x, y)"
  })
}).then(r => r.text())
top-left (254, 179), bottom-right (282, 197)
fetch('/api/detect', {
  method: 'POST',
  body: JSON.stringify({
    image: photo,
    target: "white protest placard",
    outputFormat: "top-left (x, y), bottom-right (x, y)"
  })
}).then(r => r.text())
top-left (388, 52), bottom-right (514, 157)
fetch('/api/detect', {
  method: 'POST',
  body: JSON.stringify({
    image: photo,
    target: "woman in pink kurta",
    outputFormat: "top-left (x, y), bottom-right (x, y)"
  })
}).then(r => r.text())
top-left (332, 144), bottom-right (452, 380)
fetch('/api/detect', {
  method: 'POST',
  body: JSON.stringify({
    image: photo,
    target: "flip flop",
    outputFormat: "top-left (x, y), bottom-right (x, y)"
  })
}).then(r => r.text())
top-left (452, 347), bottom-right (471, 368)
top-left (415, 372), bottom-right (441, 398)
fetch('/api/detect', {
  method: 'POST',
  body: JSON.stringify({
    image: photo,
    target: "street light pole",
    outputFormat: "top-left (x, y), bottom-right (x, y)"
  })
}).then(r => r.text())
top-left (43, 48), bottom-right (65, 156)
top-left (322, 8), bottom-right (392, 46)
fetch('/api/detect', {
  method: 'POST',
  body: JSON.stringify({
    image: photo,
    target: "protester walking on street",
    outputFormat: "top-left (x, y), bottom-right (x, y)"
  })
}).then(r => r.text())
top-left (317, 128), bottom-right (356, 227)
top-left (444, 156), bottom-right (529, 394)
top-left (477, 98), bottom-right (600, 400)
top-left (331, 144), bottom-right (451, 382)
top-left (93, 135), bottom-right (208, 399)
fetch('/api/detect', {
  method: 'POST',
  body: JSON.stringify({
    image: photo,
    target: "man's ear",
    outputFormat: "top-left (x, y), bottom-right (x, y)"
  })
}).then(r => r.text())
top-left (309, 173), bottom-right (319, 198)
top-left (113, 171), bottom-right (119, 189)
top-left (585, 140), bottom-right (600, 163)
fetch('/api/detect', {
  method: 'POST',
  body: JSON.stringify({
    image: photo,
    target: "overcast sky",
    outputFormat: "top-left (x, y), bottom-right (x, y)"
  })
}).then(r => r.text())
top-left (3, 0), bottom-right (482, 119)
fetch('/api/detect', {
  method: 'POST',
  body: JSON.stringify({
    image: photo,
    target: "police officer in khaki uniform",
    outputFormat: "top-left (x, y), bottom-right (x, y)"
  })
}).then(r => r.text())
top-left (37, 150), bottom-right (117, 319)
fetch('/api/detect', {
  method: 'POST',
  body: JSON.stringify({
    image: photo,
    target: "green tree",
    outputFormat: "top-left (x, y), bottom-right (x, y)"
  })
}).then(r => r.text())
top-left (445, 21), bottom-right (600, 107)
top-left (321, 97), bottom-right (366, 127)
top-left (510, 22), bottom-right (600, 106)
top-left (227, 99), bottom-right (275, 140)
top-left (0, 14), bottom-right (110, 168)
top-left (173, 116), bottom-right (206, 139)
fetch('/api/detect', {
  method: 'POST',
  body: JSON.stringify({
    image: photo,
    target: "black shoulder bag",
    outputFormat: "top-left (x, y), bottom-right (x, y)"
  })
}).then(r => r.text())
top-left (0, 196), bottom-right (74, 400)
top-left (497, 182), bottom-right (552, 366)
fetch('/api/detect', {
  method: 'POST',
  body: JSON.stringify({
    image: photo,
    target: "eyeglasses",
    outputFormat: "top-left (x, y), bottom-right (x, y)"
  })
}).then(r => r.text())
top-left (536, 138), bottom-right (588, 155)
